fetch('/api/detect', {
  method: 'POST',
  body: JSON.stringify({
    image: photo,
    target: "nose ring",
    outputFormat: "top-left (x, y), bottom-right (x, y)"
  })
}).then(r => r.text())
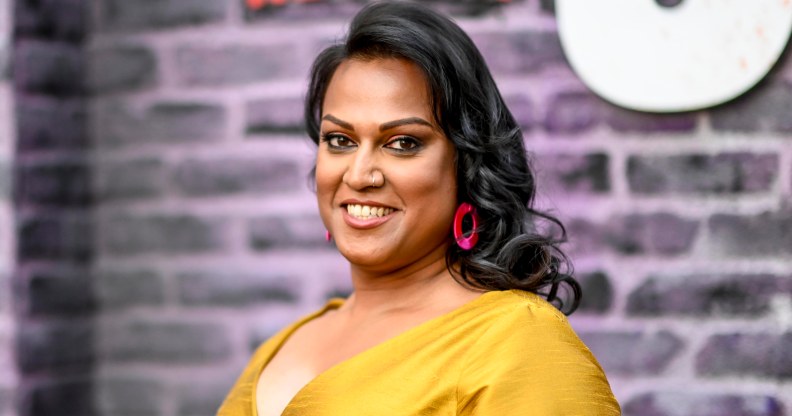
top-left (370, 171), bottom-right (383, 188)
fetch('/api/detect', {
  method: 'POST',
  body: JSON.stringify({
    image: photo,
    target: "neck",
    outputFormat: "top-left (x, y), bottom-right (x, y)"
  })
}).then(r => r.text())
top-left (341, 245), bottom-right (473, 317)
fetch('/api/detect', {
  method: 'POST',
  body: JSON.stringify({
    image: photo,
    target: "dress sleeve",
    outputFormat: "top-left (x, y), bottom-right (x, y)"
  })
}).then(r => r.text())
top-left (456, 300), bottom-right (621, 415)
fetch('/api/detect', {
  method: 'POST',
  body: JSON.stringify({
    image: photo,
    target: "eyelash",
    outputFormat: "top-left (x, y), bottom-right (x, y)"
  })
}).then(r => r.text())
top-left (386, 136), bottom-right (422, 153)
top-left (320, 134), bottom-right (355, 150)
top-left (320, 134), bottom-right (423, 154)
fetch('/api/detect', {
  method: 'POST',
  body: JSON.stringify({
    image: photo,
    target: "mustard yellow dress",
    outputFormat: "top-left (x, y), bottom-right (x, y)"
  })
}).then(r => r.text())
top-left (218, 290), bottom-right (620, 415)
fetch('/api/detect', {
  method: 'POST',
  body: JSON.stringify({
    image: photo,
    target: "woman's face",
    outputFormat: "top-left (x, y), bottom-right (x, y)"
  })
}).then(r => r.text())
top-left (316, 58), bottom-right (458, 273)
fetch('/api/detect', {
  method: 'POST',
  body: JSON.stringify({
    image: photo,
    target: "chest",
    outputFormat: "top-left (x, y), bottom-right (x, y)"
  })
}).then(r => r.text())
top-left (254, 315), bottom-right (463, 416)
top-left (256, 348), bottom-right (461, 416)
top-left (255, 358), bottom-right (313, 416)
top-left (255, 319), bottom-right (408, 416)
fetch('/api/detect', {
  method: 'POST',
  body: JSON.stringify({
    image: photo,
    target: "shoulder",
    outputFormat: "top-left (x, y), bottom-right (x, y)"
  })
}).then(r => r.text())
top-left (456, 290), bottom-right (621, 414)
top-left (490, 289), bottom-right (565, 318)
top-left (467, 289), bottom-right (603, 365)
top-left (472, 289), bottom-right (573, 340)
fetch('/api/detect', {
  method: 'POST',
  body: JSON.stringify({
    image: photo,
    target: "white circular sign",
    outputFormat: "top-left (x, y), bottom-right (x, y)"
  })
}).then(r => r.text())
top-left (556, 0), bottom-right (792, 112)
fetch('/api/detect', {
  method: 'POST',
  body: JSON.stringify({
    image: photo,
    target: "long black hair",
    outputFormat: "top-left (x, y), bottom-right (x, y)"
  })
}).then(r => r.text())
top-left (305, 1), bottom-right (582, 314)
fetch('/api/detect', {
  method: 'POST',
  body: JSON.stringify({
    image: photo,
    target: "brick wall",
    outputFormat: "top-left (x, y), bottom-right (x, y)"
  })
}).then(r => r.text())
top-left (3, 0), bottom-right (790, 415)
top-left (89, 2), bottom-right (331, 413)
top-left (12, 0), bottom-right (93, 415)
top-left (1, 0), bottom-right (17, 413)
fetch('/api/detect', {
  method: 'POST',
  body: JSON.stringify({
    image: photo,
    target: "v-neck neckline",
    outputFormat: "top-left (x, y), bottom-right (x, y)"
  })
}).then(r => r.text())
top-left (252, 290), bottom-right (502, 416)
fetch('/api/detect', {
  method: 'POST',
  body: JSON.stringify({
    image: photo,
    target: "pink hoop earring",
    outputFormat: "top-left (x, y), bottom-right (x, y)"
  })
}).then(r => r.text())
top-left (325, 231), bottom-right (332, 242)
top-left (453, 203), bottom-right (479, 250)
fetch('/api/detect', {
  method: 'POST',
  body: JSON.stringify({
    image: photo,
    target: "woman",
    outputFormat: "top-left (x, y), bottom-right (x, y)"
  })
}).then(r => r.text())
top-left (219, 2), bottom-right (620, 415)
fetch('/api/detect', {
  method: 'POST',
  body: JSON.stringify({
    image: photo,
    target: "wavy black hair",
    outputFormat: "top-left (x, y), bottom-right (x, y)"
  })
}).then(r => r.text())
top-left (305, 1), bottom-right (581, 314)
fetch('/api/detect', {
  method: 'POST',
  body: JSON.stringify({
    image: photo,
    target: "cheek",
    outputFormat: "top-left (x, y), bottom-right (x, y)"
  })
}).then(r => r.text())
top-left (410, 169), bottom-right (455, 198)
top-left (315, 154), bottom-right (341, 206)
top-left (398, 153), bottom-right (457, 213)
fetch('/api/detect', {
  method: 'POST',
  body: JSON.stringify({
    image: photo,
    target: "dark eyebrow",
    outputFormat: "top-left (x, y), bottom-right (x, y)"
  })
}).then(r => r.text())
top-left (321, 114), bottom-right (434, 132)
top-left (379, 117), bottom-right (433, 132)
top-left (322, 114), bottom-right (354, 131)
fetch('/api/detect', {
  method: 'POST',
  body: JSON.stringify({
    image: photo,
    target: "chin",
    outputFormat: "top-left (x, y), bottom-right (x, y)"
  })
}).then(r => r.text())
top-left (336, 238), bottom-right (402, 270)
top-left (338, 246), bottom-right (388, 267)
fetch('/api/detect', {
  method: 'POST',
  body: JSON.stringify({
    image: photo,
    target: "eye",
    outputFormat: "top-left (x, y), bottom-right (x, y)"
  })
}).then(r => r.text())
top-left (385, 136), bottom-right (422, 152)
top-left (321, 134), bottom-right (356, 150)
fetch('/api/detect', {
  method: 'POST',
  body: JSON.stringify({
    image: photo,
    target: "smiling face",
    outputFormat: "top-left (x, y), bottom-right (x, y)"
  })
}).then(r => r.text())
top-left (316, 58), bottom-right (458, 274)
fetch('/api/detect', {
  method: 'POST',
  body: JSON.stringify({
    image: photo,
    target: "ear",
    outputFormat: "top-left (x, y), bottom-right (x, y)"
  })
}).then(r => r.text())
top-left (556, 0), bottom-right (792, 112)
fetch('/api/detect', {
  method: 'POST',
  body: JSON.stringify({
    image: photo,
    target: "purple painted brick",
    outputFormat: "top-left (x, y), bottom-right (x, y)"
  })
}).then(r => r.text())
top-left (88, 44), bottom-right (157, 93)
top-left (0, 162), bottom-right (9, 201)
top-left (711, 80), bottom-right (792, 133)
top-left (242, 0), bottom-right (516, 22)
top-left (17, 95), bottom-right (88, 150)
top-left (0, 274), bottom-right (8, 312)
top-left (624, 392), bottom-right (784, 416)
top-left (627, 274), bottom-right (787, 317)
top-left (565, 218), bottom-right (605, 255)
top-left (176, 378), bottom-right (235, 416)
top-left (246, 96), bottom-right (305, 134)
top-left (628, 153), bottom-right (779, 194)
top-left (544, 91), bottom-right (602, 134)
top-left (606, 106), bottom-right (697, 133)
top-left (100, 319), bottom-right (232, 363)
top-left (22, 378), bottom-right (95, 416)
top-left (15, 156), bottom-right (92, 207)
top-left (539, 0), bottom-right (554, 13)
top-left (605, 213), bottom-right (700, 256)
top-left (472, 31), bottom-right (565, 76)
top-left (544, 91), bottom-right (696, 134)
top-left (18, 213), bottom-right (93, 261)
top-left (243, 1), bottom-right (361, 21)
top-left (14, 40), bottom-right (84, 95)
top-left (95, 101), bottom-right (226, 147)
top-left (173, 157), bottom-right (302, 196)
top-left (249, 215), bottom-right (331, 250)
top-left (577, 271), bottom-right (613, 314)
top-left (696, 332), bottom-right (792, 379)
top-left (535, 152), bottom-right (610, 194)
top-left (503, 94), bottom-right (534, 130)
top-left (24, 267), bottom-right (96, 316)
top-left (99, 214), bottom-right (228, 255)
top-left (177, 270), bottom-right (300, 307)
top-left (96, 158), bottom-right (165, 201)
top-left (709, 210), bottom-right (792, 257)
top-left (97, 0), bottom-right (227, 32)
top-left (509, 214), bottom-right (698, 260)
top-left (428, 0), bottom-right (524, 16)
top-left (0, 388), bottom-right (10, 416)
top-left (95, 269), bottom-right (165, 310)
top-left (174, 44), bottom-right (302, 86)
top-left (96, 377), bottom-right (163, 416)
top-left (17, 320), bottom-right (93, 372)
top-left (14, 0), bottom-right (87, 41)
top-left (579, 330), bottom-right (684, 375)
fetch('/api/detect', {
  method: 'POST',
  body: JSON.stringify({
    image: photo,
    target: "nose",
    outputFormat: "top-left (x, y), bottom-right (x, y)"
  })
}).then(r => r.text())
top-left (343, 145), bottom-right (379, 190)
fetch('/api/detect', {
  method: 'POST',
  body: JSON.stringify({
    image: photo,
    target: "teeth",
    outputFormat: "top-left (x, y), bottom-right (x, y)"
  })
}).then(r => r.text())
top-left (345, 204), bottom-right (394, 219)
